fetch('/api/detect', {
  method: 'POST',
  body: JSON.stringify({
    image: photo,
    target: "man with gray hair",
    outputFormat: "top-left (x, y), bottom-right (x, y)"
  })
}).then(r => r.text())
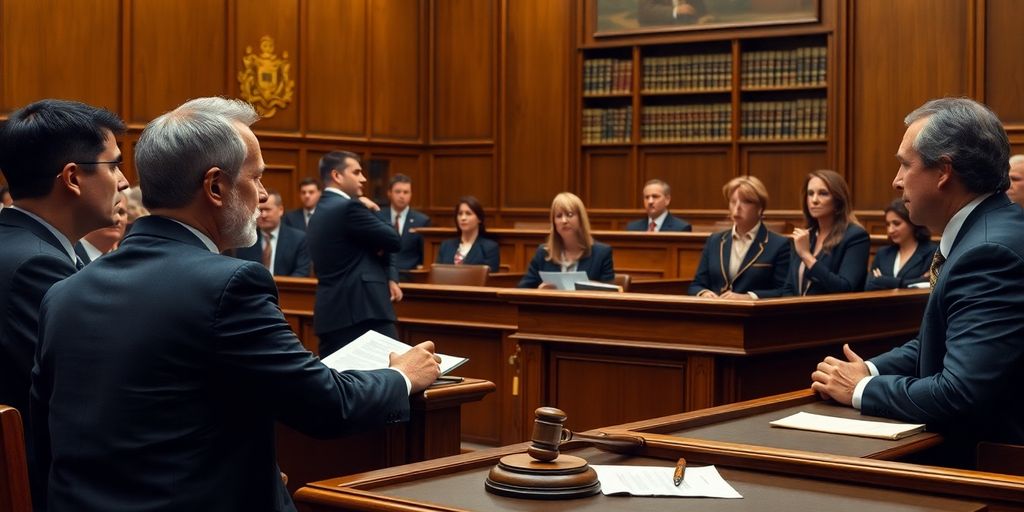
top-left (31, 97), bottom-right (441, 511)
top-left (1006, 154), bottom-right (1024, 206)
top-left (625, 179), bottom-right (692, 232)
top-left (811, 97), bottom-right (1024, 463)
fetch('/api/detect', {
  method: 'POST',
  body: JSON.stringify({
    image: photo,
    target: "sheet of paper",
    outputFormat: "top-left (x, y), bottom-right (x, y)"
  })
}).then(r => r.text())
top-left (320, 330), bottom-right (467, 376)
top-left (539, 270), bottom-right (589, 290)
top-left (769, 411), bottom-right (926, 440)
top-left (591, 465), bottom-right (742, 498)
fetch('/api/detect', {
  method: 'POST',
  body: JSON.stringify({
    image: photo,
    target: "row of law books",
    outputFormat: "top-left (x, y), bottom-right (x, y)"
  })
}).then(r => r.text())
top-left (641, 53), bottom-right (732, 92)
top-left (741, 46), bottom-right (827, 88)
top-left (583, 58), bottom-right (633, 95)
top-left (582, 106), bottom-right (632, 144)
top-left (641, 104), bottom-right (731, 143)
top-left (741, 99), bottom-right (826, 140)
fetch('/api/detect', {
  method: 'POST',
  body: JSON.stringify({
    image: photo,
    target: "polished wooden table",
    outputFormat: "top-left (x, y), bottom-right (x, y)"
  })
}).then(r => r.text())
top-left (276, 378), bottom-right (495, 495)
top-left (294, 392), bottom-right (1024, 511)
top-left (277, 277), bottom-right (929, 447)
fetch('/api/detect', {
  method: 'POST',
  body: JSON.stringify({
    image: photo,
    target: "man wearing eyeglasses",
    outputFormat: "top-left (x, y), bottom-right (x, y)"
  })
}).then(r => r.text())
top-left (0, 98), bottom-right (129, 508)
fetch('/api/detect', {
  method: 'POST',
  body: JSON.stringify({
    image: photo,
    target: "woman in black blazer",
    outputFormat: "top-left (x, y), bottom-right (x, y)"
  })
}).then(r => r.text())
top-left (865, 199), bottom-right (936, 290)
top-left (517, 192), bottom-right (614, 288)
top-left (786, 170), bottom-right (870, 296)
top-left (436, 196), bottom-right (500, 272)
top-left (689, 176), bottom-right (790, 299)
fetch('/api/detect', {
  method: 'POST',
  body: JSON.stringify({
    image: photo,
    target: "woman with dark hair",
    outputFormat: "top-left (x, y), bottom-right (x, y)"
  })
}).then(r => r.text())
top-left (518, 192), bottom-right (614, 289)
top-left (785, 169), bottom-right (870, 296)
top-left (864, 199), bottom-right (936, 290)
top-left (436, 196), bottom-right (500, 272)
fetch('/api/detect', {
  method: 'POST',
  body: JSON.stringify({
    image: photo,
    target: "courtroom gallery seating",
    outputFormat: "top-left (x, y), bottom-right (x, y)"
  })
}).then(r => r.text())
top-left (427, 263), bottom-right (490, 286)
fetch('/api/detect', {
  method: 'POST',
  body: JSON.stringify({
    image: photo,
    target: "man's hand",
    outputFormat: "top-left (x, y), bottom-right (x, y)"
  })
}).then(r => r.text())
top-left (720, 291), bottom-right (753, 300)
top-left (358, 196), bottom-right (381, 212)
top-left (698, 290), bottom-right (719, 298)
top-left (389, 281), bottom-right (403, 302)
top-left (810, 344), bottom-right (870, 406)
top-left (389, 340), bottom-right (441, 393)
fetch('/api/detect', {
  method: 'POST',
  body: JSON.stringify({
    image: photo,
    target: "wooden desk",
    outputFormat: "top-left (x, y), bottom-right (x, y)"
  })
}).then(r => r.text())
top-left (294, 446), bottom-right (1003, 512)
top-left (276, 277), bottom-right (930, 447)
top-left (415, 227), bottom-right (897, 281)
top-left (276, 378), bottom-right (495, 495)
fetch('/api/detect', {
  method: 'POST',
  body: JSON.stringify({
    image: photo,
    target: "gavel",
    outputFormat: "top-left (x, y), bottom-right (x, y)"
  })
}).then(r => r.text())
top-left (527, 406), bottom-right (645, 462)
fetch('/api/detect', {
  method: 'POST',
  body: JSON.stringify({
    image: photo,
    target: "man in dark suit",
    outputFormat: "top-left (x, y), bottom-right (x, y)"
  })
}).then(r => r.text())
top-left (74, 191), bottom-right (128, 266)
top-left (282, 176), bottom-right (320, 232)
top-left (234, 190), bottom-right (311, 276)
top-left (307, 151), bottom-right (404, 356)
top-left (376, 174), bottom-right (431, 272)
top-left (812, 98), bottom-right (1024, 459)
top-left (0, 99), bottom-right (129, 507)
top-left (30, 97), bottom-right (440, 512)
top-left (625, 179), bottom-right (692, 232)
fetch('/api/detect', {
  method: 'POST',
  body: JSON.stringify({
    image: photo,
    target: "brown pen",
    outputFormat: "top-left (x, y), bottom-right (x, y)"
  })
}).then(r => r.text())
top-left (673, 457), bottom-right (686, 486)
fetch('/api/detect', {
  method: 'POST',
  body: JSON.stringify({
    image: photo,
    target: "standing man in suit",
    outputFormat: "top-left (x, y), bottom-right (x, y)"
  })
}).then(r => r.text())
top-left (811, 98), bottom-right (1024, 460)
top-left (31, 97), bottom-right (441, 512)
top-left (1005, 154), bottom-right (1024, 206)
top-left (0, 99), bottom-right (129, 507)
top-left (377, 174), bottom-right (431, 272)
top-left (283, 176), bottom-right (320, 231)
top-left (234, 189), bottom-right (311, 276)
top-left (625, 179), bottom-right (692, 232)
top-left (307, 151), bottom-right (404, 356)
top-left (75, 191), bottom-right (128, 266)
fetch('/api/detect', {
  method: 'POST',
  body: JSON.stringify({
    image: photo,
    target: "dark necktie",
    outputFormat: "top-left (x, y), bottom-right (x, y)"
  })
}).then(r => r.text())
top-left (647, 221), bottom-right (657, 232)
top-left (394, 215), bottom-right (401, 234)
top-left (75, 257), bottom-right (84, 271)
top-left (262, 232), bottom-right (273, 270)
top-left (928, 250), bottom-right (946, 288)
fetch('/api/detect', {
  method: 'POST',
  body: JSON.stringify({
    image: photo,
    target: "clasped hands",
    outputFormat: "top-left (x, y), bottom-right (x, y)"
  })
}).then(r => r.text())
top-left (810, 344), bottom-right (870, 406)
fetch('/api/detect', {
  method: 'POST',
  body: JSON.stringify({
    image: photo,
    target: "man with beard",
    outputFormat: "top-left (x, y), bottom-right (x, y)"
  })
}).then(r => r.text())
top-left (31, 97), bottom-right (441, 511)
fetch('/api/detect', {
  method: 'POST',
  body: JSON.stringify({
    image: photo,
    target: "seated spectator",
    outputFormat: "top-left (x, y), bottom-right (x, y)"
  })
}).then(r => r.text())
top-left (375, 174), bottom-right (430, 272)
top-left (123, 185), bottom-right (149, 234)
top-left (865, 199), bottom-right (936, 290)
top-left (283, 176), bottom-right (320, 231)
top-left (785, 169), bottom-right (869, 295)
top-left (436, 196), bottom-right (499, 272)
top-left (625, 179), bottom-right (692, 232)
top-left (234, 190), bottom-right (311, 276)
top-left (1006, 154), bottom-right (1024, 207)
top-left (518, 192), bottom-right (614, 288)
top-left (75, 192), bottom-right (128, 265)
top-left (689, 176), bottom-right (789, 299)
top-left (0, 185), bottom-right (12, 208)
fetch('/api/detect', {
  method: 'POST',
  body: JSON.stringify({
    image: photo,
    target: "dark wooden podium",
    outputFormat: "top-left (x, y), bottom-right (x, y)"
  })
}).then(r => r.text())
top-left (277, 378), bottom-right (495, 495)
top-left (293, 391), bottom-right (1024, 511)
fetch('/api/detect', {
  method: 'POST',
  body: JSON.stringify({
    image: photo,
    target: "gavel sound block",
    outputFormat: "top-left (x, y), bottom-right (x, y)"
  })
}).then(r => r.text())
top-left (484, 407), bottom-right (644, 500)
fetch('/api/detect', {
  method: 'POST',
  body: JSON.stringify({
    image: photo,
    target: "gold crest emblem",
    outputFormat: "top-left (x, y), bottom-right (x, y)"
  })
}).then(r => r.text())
top-left (237, 36), bottom-right (295, 118)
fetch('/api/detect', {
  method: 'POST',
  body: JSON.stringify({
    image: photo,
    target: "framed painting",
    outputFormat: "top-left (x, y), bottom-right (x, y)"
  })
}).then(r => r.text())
top-left (595, 0), bottom-right (819, 37)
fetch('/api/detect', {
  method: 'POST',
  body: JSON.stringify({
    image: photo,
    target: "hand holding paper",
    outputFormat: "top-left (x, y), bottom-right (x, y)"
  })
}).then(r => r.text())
top-left (321, 330), bottom-right (469, 393)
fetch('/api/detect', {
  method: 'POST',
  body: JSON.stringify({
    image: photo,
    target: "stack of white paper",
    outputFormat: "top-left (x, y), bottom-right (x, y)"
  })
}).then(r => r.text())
top-left (320, 330), bottom-right (468, 375)
top-left (591, 465), bottom-right (743, 498)
top-left (769, 411), bottom-right (926, 440)
top-left (538, 270), bottom-right (589, 290)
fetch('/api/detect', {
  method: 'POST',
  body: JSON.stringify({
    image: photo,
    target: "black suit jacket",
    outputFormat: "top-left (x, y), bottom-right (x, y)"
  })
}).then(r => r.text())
top-left (864, 194), bottom-right (1024, 445)
top-left (517, 242), bottom-right (615, 288)
top-left (73, 241), bottom-right (92, 266)
top-left (0, 208), bottom-right (76, 507)
top-left (625, 213), bottom-right (692, 232)
top-left (864, 241), bottom-right (937, 290)
top-left (376, 208), bottom-right (431, 270)
top-left (307, 192), bottom-right (400, 335)
top-left (436, 237), bottom-right (500, 272)
top-left (282, 208), bottom-right (309, 232)
top-left (31, 215), bottom-right (409, 512)
top-left (234, 224), bottom-right (311, 276)
top-left (784, 224), bottom-right (870, 296)
top-left (688, 224), bottom-right (791, 298)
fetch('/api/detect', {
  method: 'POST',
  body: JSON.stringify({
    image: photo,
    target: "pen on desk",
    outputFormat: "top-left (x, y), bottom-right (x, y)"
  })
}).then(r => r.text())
top-left (434, 375), bottom-right (464, 383)
top-left (673, 457), bottom-right (686, 486)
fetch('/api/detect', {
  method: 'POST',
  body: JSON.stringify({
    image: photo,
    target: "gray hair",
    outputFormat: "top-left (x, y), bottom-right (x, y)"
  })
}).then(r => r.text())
top-left (644, 179), bottom-right (671, 197)
top-left (904, 97), bottom-right (1010, 194)
top-left (135, 97), bottom-right (260, 209)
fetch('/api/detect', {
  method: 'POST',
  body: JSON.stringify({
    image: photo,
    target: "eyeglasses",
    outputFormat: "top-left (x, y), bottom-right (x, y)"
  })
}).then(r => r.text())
top-left (75, 160), bottom-right (122, 172)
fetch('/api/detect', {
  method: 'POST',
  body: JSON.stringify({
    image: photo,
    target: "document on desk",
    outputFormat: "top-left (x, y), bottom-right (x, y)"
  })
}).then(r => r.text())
top-left (539, 271), bottom-right (588, 290)
top-left (591, 465), bottom-right (743, 498)
top-left (769, 411), bottom-right (926, 440)
top-left (320, 330), bottom-right (468, 376)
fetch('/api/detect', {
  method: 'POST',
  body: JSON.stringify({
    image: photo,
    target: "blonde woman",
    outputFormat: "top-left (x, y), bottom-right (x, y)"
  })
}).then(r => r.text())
top-left (517, 192), bottom-right (614, 288)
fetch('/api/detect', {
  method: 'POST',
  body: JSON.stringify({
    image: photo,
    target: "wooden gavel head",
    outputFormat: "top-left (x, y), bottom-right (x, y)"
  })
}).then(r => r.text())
top-left (527, 407), bottom-right (569, 462)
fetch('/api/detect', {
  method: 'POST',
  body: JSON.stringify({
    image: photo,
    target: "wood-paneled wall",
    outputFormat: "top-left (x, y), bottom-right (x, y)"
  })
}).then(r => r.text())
top-left (1, 0), bottom-right (1021, 226)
